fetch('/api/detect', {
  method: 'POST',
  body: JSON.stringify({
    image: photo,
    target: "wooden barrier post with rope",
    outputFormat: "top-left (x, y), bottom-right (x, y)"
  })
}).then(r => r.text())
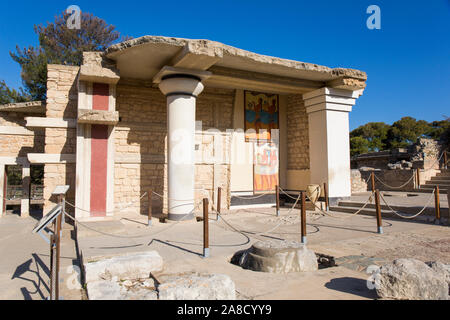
top-left (434, 186), bottom-right (441, 224)
top-left (203, 198), bottom-right (209, 258)
top-left (323, 182), bottom-right (329, 211)
top-left (301, 191), bottom-right (307, 244)
top-left (416, 169), bottom-right (421, 189)
top-left (374, 189), bottom-right (383, 234)
top-left (147, 190), bottom-right (152, 226)
top-left (371, 171), bottom-right (376, 192)
top-left (275, 185), bottom-right (280, 216)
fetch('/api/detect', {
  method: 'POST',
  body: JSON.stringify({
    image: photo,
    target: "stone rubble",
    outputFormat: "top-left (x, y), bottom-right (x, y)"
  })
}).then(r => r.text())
top-left (376, 258), bottom-right (449, 300)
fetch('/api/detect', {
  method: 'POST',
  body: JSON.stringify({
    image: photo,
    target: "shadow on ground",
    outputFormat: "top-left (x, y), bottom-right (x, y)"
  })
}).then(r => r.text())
top-left (325, 277), bottom-right (378, 299)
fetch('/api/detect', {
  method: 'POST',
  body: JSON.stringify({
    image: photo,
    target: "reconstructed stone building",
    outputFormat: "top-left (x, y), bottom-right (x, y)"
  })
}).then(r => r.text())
top-left (0, 36), bottom-right (367, 221)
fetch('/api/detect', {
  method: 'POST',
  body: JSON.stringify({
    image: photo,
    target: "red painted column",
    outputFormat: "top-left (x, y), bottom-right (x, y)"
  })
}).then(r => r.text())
top-left (90, 83), bottom-right (110, 217)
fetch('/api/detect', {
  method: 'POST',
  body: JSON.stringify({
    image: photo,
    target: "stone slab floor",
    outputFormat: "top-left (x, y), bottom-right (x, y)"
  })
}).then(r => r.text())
top-left (0, 214), bottom-right (83, 300)
top-left (1, 191), bottom-right (448, 300)
top-left (76, 203), bottom-right (450, 300)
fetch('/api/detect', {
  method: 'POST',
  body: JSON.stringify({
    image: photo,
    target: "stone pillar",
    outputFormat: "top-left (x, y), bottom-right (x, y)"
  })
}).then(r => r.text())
top-left (158, 70), bottom-right (210, 220)
top-left (21, 163), bottom-right (31, 218)
top-left (303, 87), bottom-right (363, 204)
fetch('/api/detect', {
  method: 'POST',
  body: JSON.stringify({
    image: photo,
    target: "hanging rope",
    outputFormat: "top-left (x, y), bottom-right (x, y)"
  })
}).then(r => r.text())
top-left (373, 172), bottom-right (416, 190)
top-left (379, 190), bottom-right (435, 219)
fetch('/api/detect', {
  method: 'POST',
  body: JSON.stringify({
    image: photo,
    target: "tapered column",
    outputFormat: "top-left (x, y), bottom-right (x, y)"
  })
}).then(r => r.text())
top-left (304, 87), bottom-right (364, 204)
top-left (158, 69), bottom-right (211, 220)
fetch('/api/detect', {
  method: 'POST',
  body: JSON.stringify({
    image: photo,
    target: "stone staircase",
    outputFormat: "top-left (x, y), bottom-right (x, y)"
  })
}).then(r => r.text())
top-left (330, 198), bottom-right (438, 220)
top-left (415, 168), bottom-right (450, 194)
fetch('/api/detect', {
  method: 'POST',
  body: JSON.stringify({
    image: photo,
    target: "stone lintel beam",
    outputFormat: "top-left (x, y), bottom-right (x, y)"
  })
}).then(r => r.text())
top-left (170, 42), bottom-right (223, 70)
top-left (205, 66), bottom-right (324, 94)
top-left (327, 76), bottom-right (367, 91)
top-left (78, 109), bottom-right (119, 125)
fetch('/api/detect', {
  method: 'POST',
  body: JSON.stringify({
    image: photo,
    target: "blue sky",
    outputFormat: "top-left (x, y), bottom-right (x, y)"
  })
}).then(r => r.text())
top-left (0, 0), bottom-right (449, 130)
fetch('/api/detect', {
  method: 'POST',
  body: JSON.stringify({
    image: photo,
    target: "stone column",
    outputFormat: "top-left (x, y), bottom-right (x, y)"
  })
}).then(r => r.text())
top-left (158, 71), bottom-right (209, 220)
top-left (303, 87), bottom-right (363, 204)
top-left (21, 163), bottom-right (30, 218)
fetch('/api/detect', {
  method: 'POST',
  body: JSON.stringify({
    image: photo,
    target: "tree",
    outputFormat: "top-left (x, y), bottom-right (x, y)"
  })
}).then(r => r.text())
top-left (0, 80), bottom-right (30, 105)
top-left (350, 122), bottom-right (390, 152)
top-left (350, 136), bottom-right (370, 157)
top-left (386, 117), bottom-right (431, 148)
top-left (10, 11), bottom-right (125, 101)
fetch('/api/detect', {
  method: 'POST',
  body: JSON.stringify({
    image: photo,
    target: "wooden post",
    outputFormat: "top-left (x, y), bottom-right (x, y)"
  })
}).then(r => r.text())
top-left (217, 187), bottom-right (221, 221)
top-left (435, 186), bottom-right (441, 224)
top-left (49, 230), bottom-right (55, 300)
top-left (374, 189), bottom-right (383, 234)
top-left (147, 190), bottom-right (152, 226)
top-left (416, 169), bottom-right (421, 189)
top-left (323, 182), bottom-right (329, 211)
top-left (51, 194), bottom-right (63, 300)
top-left (301, 191), bottom-right (307, 244)
top-left (371, 171), bottom-right (376, 192)
top-left (203, 198), bottom-right (209, 258)
top-left (275, 185), bottom-right (280, 216)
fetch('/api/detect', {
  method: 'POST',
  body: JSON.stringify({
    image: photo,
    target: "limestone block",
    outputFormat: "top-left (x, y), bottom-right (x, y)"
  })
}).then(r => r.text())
top-left (84, 251), bottom-right (163, 283)
top-left (232, 241), bottom-right (318, 273)
top-left (157, 272), bottom-right (236, 300)
top-left (376, 259), bottom-right (449, 300)
top-left (78, 109), bottom-right (119, 125)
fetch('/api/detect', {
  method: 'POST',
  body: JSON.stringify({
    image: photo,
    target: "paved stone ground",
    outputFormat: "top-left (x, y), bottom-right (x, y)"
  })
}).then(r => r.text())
top-left (0, 213), bottom-right (83, 300)
top-left (76, 196), bottom-right (449, 300)
top-left (2, 191), bottom-right (449, 300)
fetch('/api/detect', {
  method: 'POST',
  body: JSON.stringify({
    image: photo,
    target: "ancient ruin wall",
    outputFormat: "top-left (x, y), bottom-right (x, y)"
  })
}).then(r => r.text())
top-left (286, 94), bottom-right (309, 170)
top-left (43, 65), bottom-right (79, 213)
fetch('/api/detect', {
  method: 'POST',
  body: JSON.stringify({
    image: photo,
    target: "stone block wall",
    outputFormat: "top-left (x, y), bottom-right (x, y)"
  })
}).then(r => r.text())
top-left (43, 65), bottom-right (79, 214)
top-left (286, 94), bottom-right (309, 170)
top-left (351, 169), bottom-right (416, 194)
top-left (0, 112), bottom-right (45, 157)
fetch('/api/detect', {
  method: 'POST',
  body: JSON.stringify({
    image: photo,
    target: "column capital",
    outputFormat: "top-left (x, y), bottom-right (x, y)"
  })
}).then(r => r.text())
top-left (303, 87), bottom-right (364, 114)
top-left (155, 66), bottom-right (212, 98)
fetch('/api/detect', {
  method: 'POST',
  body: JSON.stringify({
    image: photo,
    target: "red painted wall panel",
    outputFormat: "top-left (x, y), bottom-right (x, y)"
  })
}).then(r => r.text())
top-left (93, 83), bottom-right (109, 111)
top-left (90, 125), bottom-right (108, 216)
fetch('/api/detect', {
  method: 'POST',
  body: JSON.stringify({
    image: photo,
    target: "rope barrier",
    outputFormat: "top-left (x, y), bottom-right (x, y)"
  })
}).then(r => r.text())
top-left (231, 191), bottom-right (273, 200)
top-left (373, 172), bottom-right (416, 190)
top-left (64, 200), bottom-right (202, 239)
top-left (379, 190), bottom-right (435, 220)
top-left (305, 189), bottom-right (375, 220)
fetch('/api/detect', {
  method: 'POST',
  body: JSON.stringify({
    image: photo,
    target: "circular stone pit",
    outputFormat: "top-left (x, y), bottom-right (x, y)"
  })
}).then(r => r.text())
top-left (231, 240), bottom-right (318, 273)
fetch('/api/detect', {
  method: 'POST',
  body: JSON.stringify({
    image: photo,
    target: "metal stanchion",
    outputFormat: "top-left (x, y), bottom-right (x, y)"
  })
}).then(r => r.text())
top-left (275, 185), bottom-right (280, 217)
top-left (148, 190), bottom-right (152, 226)
top-left (203, 198), bottom-right (209, 258)
top-left (434, 186), bottom-right (441, 225)
top-left (375, 189), bottom-right (383, 234)
top-left (217, 187), bottom-right (221, 221)
top-left (301, 191), bottom-right (306, 244)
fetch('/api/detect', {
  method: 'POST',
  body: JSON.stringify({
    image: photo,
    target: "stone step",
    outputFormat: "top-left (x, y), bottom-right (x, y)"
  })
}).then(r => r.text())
top-left (430, 176), bottom-right (450, 181)
top-left (337, 201), bottom-right (439, 217)
top-left (329, 205), bottom-right (436, 221)
top-left (424, 181), bottom-right (450, 187)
